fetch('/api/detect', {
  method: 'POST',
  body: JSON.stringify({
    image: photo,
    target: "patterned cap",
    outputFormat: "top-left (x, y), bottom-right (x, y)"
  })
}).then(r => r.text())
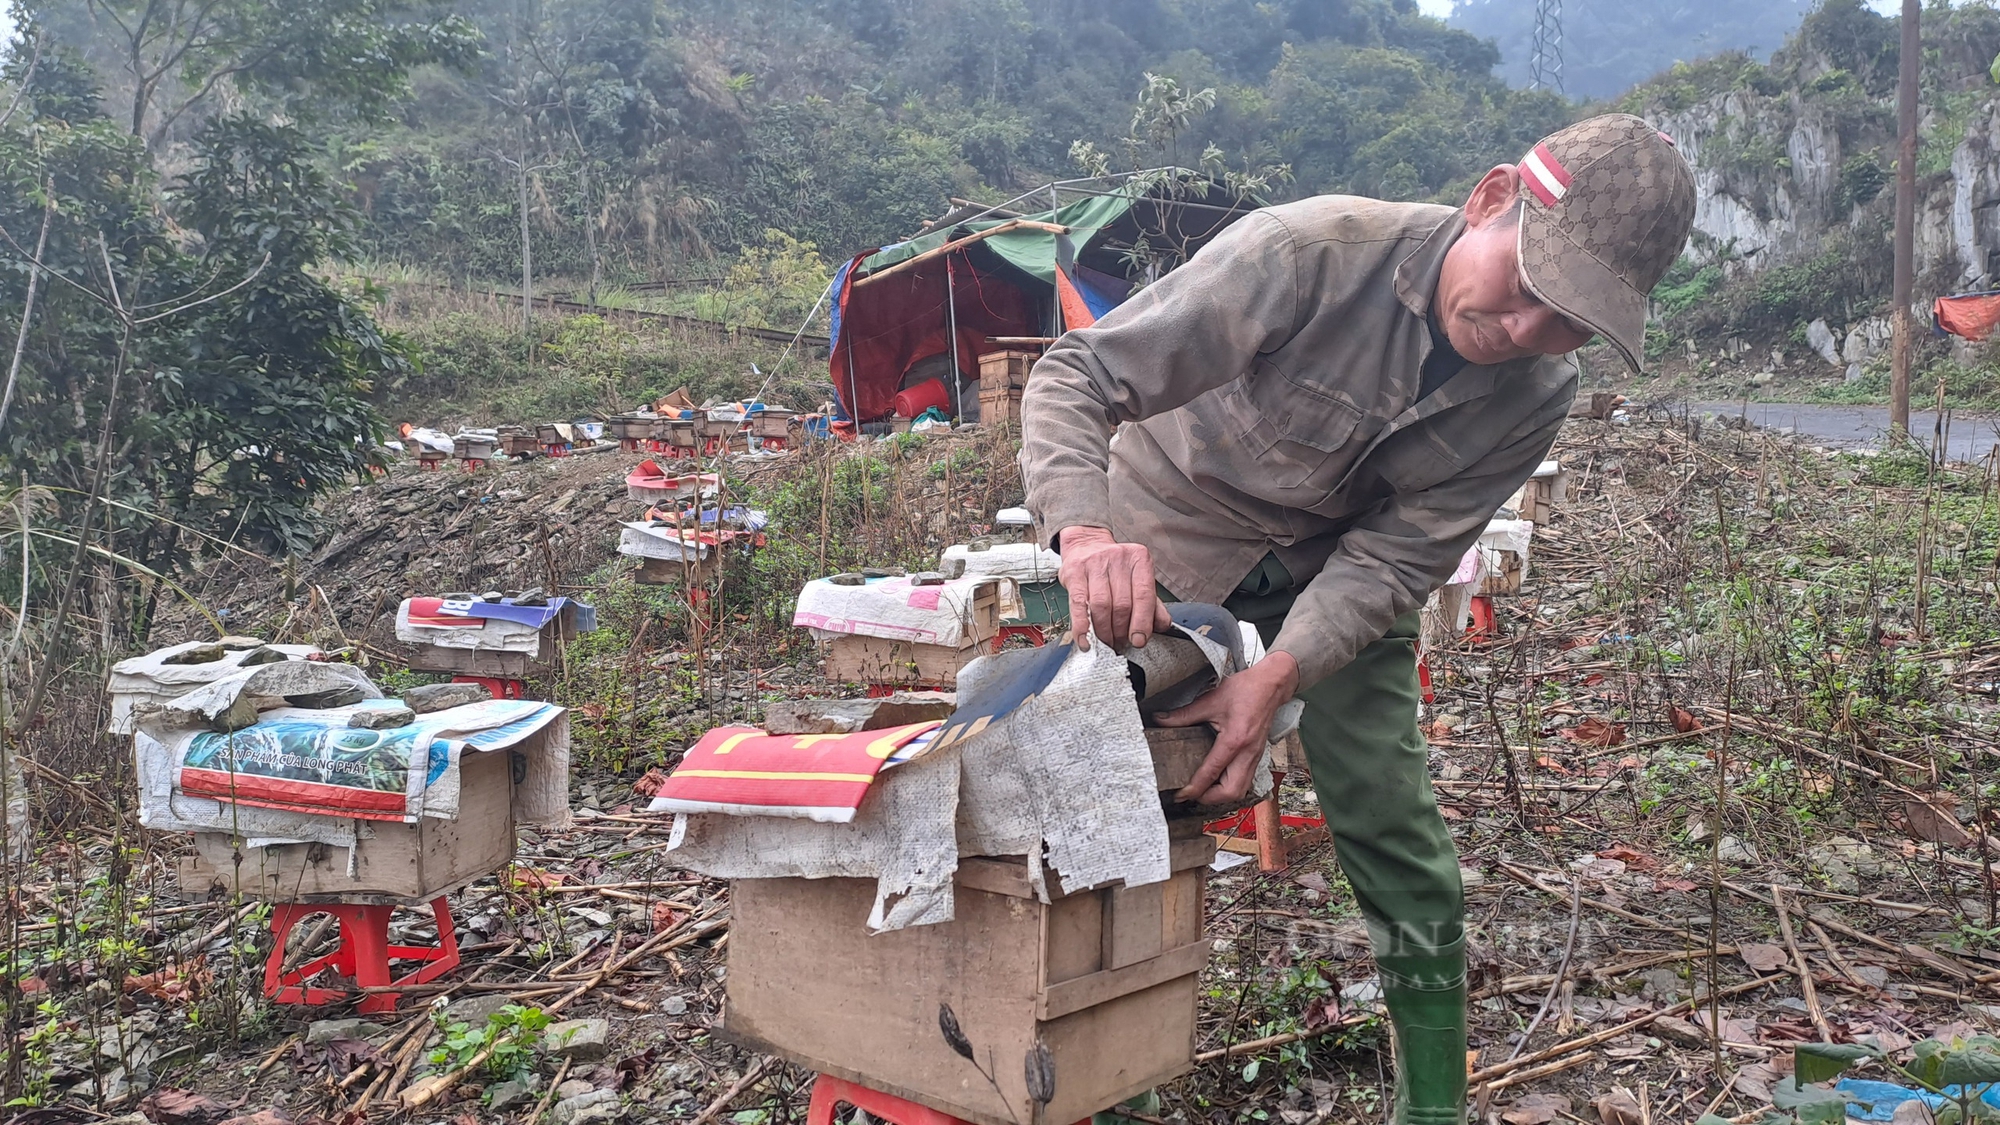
top-left (1516, 113), bottom-right (1695, 373)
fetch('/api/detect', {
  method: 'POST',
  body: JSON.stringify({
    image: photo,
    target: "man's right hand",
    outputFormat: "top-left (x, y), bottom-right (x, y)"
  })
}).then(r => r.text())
top-left (1056, 526), bottom-right (1174, 652)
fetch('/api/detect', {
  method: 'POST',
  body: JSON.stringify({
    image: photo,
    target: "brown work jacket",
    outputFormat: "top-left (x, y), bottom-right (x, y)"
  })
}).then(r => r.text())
top-left (1019, 196), bottom-right (1578, 688)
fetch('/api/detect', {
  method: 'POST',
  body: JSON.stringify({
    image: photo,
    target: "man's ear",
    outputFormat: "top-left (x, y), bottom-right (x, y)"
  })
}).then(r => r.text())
top-left (1464, 165), bottom-right (1521, 227)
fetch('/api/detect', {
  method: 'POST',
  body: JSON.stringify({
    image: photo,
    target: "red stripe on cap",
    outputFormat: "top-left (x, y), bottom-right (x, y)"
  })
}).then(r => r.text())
top-left (1531, 143), bottom-right (1573, 187)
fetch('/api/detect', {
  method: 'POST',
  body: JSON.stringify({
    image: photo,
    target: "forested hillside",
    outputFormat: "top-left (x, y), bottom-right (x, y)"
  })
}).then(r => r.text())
top-left (341, 0), bottom-right (1573, 282)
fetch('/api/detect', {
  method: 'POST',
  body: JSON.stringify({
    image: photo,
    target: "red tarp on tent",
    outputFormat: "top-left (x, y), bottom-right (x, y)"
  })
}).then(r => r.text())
top-left (830, 255), bottom-right (1037, 424)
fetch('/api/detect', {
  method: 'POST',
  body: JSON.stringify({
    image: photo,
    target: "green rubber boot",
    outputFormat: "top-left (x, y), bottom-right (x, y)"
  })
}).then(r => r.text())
top-left (1377, 942), bottom-right (1469, 1125)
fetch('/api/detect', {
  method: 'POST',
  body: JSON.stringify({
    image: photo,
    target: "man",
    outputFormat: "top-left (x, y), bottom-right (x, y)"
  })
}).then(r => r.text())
top-left (1020, 114), bottom-right (1695, 1124)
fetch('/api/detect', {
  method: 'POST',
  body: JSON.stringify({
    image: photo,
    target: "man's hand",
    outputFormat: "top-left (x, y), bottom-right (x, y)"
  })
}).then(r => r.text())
top-left (1156, 652), bottom-right (1300, 805)
top-left (1056, 526), bottom-right (1173, 652)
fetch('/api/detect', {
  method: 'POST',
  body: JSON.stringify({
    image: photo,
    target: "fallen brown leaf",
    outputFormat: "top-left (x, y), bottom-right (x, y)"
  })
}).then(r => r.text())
top-left (1589, 1087), bottom-right (1643, 1125)
top-left (1902, 795), bottom-right (1976, 850)
top-left (139, 1090), bottom-right (230, 1125)
top-left (1500, 1093), bottom-right (1570, 1125)
top-left (1737, 943), bottom-right (1791, 972)
top-left (1669, 705), bottom-right (1700, 733)
top-left (1596, 845), bottom-right (1661, 871)
top-left (1560, 716), bottom-right (1627, 748)
top-left (508, 867), bottom-right (572, 890)
top-left (650, 903), bottom-right (679, 934)
top-left (1733, 1060), bottom-right (1786, 1101)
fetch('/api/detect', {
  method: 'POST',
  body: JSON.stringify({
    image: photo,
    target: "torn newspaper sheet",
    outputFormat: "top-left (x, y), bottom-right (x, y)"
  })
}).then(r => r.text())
top-left (659, 639), bottom-right (1169, 931)
top-left (792, 573), bottom-right (1021, 648)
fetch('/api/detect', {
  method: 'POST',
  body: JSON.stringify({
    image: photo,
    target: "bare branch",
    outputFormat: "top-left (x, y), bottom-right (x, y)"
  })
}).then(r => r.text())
top-left (0, 179), bottom-right (55, 433)
top-left (0, 33), bottom-right (44, 133)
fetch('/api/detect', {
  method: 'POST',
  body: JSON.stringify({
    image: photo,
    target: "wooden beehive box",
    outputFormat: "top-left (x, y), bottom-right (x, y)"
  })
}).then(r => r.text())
top-left (535, 423), bottom-right (572, 447)
top-left (978, 383), bottom-right (1024, 426)
top-left (722, 820), bottom-right (1215, 1125)
top-left (1479, 550), bottom-right (1525, 596)
top-left (404, 604), bottom-right (579, 678)
top-left (749, 409), bottom-right (796, 439)
top-left (978, 350), bottom-right (1038, 390)
top-left (1509, 462), bottom-right (1569, 526)
top-left (453, 434), bottom-right (496, 460)
top-left (823, 635), bottom-right (983, 689)
top-left (177, 748), bottom-right (516, 904)
top-left (665, 419), bottom-right (700, 450)
top-left (497, 428), bottom-right (539, 457)
top-left (608, 415), bottom-right (656, 443)
top-left (699, 414), bottom-right (741, 441)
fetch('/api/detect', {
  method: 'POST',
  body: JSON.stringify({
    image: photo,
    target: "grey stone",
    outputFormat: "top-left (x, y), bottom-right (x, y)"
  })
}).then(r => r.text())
top-left (1715, 836), bottom-right (1759, 864)
top-left (545, 1017), bottom-right (612, 1060)
top-left (164, 643), bottom-right (226, 665)
top-left (102, 1067), bottom-right (138, 1108)
top-left (662, 995), bottom-right (688, 1017)
top-left (1458, 866), bottom-right (1485, 890)
top-left (1340, 978), bottom-right (1382, 1006)
top-left (306, 1017), bottom-right (389, 1045)
top-left (1845, 362), bottom-right (1866, 384)
top-left (762, 693), bottom-right (956, 735)
top-left (403, 682), bottom-right (493, 714)
top-left (551, 1090), bottom-right (623, 1125)
top-left (445, 994), bottom-right (516, 1024)
top-left (488, 1077), bottom-right (541, 1111)
top-left (349, 705), bottom-right (416, 729)
top-left (1751, 370), bottom-right (1776, 386)
top-left (209, 693), bottom-right (262, 732)
top-left (1806, 318), bottom-right (1841, 367)
top-left (556, 1079), bottom-right (596, 1099)
top-left (284, 685), bottom-right (367, 709)
top-left (1640, 967), bottom-right (1686, 1000)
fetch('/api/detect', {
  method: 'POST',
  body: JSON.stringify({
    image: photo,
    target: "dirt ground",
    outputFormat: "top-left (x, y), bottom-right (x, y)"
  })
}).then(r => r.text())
top-left (23, 408), bottom-right (2000, 1125)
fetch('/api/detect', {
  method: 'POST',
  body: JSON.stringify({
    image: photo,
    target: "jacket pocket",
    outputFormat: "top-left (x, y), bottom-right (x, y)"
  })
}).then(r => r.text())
top-left (1220, 373), bottom-right (1364, 489)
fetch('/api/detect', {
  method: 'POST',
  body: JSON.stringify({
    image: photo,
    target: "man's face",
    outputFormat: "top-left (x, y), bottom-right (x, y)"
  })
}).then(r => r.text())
top-left (1436, 170), bottom-right (1596, 366)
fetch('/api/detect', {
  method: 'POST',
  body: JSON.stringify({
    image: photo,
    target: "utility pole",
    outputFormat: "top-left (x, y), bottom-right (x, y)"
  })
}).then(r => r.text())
top-left (1890, 0), bottom-right (1919, 438)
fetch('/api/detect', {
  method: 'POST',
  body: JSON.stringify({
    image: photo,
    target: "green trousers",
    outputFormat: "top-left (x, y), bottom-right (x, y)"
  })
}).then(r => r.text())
top-left (1222, 555), bottom-right (1468, 1125)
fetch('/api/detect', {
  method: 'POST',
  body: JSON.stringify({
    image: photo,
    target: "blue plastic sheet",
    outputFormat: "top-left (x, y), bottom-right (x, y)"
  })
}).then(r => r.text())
top-left (1837, 1077), bottom-right (2000, 1120)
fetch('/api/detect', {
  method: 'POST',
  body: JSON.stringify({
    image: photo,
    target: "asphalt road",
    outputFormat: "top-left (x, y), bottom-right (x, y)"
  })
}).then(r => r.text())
top-left (1689, 401), bottom-right (2000, 462)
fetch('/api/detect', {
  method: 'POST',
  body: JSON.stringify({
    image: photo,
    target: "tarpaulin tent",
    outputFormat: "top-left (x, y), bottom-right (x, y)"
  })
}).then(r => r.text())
top-left (1936, 291), bottom-right (2000, 342)
top-left (827, 176), bottom-right (1260, 424)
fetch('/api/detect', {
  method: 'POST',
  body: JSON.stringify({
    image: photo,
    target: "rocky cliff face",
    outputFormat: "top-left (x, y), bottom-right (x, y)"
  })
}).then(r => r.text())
top-left (1631, 4), bottom-right (2000, 299)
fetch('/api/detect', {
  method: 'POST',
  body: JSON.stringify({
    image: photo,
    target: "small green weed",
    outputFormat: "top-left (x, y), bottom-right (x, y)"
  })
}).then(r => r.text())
top-left (428, 1004), bottom-right (553, 1082)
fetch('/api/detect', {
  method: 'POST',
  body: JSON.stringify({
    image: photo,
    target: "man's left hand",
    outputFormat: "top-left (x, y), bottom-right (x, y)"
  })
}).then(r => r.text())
top-left (1154, 651), bottom-right (1300, 805)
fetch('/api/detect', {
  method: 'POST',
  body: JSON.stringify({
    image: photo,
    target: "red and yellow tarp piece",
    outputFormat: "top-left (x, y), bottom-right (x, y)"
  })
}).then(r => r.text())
top-left (650, 721), bottom-right (941, 822)
top-left (1935, 292), bottom-right (2000, 342)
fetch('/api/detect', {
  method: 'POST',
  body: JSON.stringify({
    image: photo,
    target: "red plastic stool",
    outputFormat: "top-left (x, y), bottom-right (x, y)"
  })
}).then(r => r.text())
top-left (461, 458), bottom-right (487, 472)
top-left (264, 897), bottom-right (460, 1014)
top-left (991, 624), bottom-right (1047, 651)
top-left (452, 675), bottom-right (525, 700)
top-left (806, 1075), bottom-right (1095, 1125)
top-left (544, 443), bottom-right (572, 458)
top-left (1467, 595), bottom-right (1499, 640)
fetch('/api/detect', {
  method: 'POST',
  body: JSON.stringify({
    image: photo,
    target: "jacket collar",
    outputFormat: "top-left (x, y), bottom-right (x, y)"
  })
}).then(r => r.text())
top-left (1393, 209), bottom-right (1465, 318)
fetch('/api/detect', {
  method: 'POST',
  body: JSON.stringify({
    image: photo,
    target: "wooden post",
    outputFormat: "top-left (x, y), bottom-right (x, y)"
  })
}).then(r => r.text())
top-left (1890, 0), bottom-right (1920, 439)
top-left (1252, 794), bottom-right (1288, 872)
